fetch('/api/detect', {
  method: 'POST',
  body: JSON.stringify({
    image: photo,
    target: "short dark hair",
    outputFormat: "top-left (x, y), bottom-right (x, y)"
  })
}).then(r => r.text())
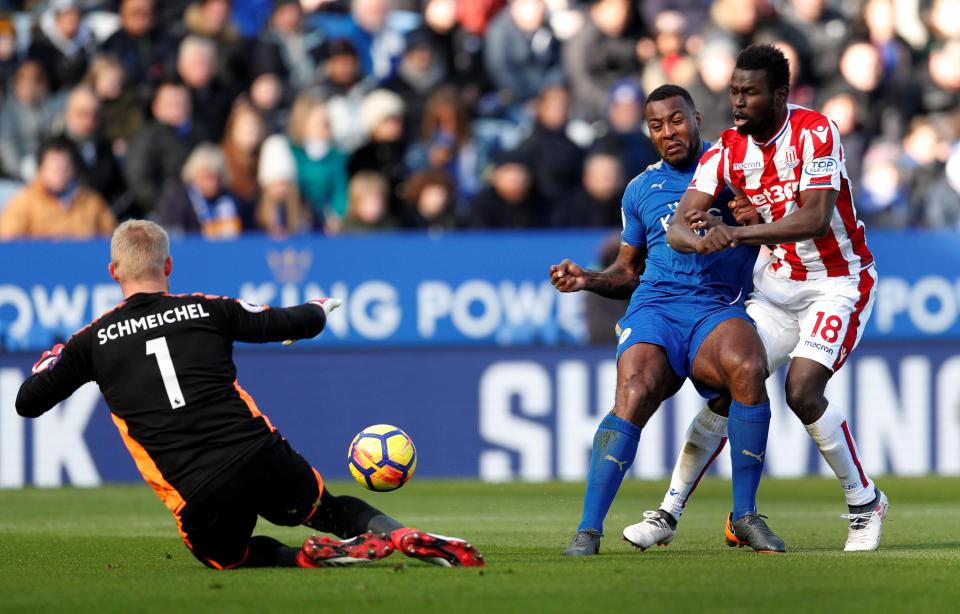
top-left (735, 44), bottom-right (790, 92)
top-left (37, 135), bottom-right (76, 162)
top-left (645, 84), bottom-right (696, 112)
top-left (37, 135), bottom-right (79, 165)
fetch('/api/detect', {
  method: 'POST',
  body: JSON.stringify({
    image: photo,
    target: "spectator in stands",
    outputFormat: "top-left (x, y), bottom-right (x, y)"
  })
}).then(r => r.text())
top-left (859, 0), bottom-right (915, 89)
top-left (174, 0), bottom-right (245, 92)
top-left (923, 145), bottom-right (960, 229)
top-left (314, 39), bottom-right (374, 153)
top-left (309, 0), bottom-right (406, 80)
top-left (256, 132), bottom-right (312, 235)
top-left (421, 0), bottom-right (488, 104)
top-left (922, 40), bottom-right (960, 115)
top-left (458, 0), bottom-right (506, 37)
top-left (0, 60), bottom-right (61, 181)
top-left (153, 0), bottom-right (193, 29)
top-left (54, 85), bottom-right (125, 206)
top-left (0, 137), bottom-right (115, 240)
top-left (384, 29), bottom-right (451, 141)
top-left (901, 116), bottom-right (949, 223)
top-left (852, 0), bottom-right (920, 136)
top-left (253, 0), bottom-right (323, 94)
top-left (83, 54), bottom-right (144, 153)
top-left (684, 38), bottom-right (737, 140)
top-left (230, 0), bottom-right (272, 38)
top-left (780, 0), bottom-right (849, 87)
top-left (564, 0), bottom-right (643, 121)
top-left (639, 1), bottom-right (709, 42)
top-left (407, 86), bottom-right (484, 206)
top-left (401, 168), bottom-right (457, 231)
top-left (124, 79), bottom-right (207, 218)
top-left (468, 150), bottom-right (544, 229)
top-left (246, 54), bottom-right (290, 136)
top-left (824, 41), bottom-right (898, 140)
top-left (176, 35), bottom-right (233, 141)
top-left (156, 143), bottom-right (243, 238)
top-left (702, 0), bottom-right (765, 50)
top-left (27, 0), bottom-right (97, 92)
top-left (177, 0), bottom-right (240, 46)
top-left (516, 84), bottom-right (584, 207)
top-left (101, 0), bottom-right (174, 86)
top-left (287, 90), bottom-right (349, 226)
top-left (820, 91), bottom-right (868, 187)
top-left (929, 0), bottom-right (960, 43)
top-left (349, 89), bottom-right (408, 214)
top-left (590, 80), bottom-right (658, 179)
top-left (640, 9), bottom-right (697, 95)
top-left (484, 0), bottom-right (563, 106)
top-left (857, 142), bottom-right (910, 228)
top-left (0, 17), bottom-right (20, 99)
top-left (340, 171), bottom-right (397, 233)
top-left (221, 97), bottom-right (266, 216)
top-left (551, 152), bottom-right (624, 228)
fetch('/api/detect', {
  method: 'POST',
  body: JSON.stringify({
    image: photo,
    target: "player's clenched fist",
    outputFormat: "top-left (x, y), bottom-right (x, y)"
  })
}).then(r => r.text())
top-left (683, 209), bottom-right (720, 232)
top-left (550, 259), bottom-right (587, 292)
top-left (728, 195), bottom-right (760, 226)
top-left (32, 343), bottom-right (64, 374)
top-left (696, 225), bottom-right (738, 254)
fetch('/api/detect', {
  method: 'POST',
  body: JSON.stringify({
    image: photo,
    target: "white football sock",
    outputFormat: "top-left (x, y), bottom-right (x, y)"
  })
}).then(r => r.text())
top-left (804, 403), bottom-right (875, 507)
top-left (659, 404), bottom-right (728, 521)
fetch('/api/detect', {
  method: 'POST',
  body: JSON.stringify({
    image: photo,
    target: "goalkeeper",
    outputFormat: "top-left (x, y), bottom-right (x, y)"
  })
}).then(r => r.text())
top-left (16, 220), bottom-right (483, 570)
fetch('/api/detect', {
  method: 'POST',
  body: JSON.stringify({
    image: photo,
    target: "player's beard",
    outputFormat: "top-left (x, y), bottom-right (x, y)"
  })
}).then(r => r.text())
top-left (736, 107), bottom-right (777, 138)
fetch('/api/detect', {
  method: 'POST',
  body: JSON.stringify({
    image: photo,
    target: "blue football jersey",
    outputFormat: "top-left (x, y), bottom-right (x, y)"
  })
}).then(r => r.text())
top-left (621, 143), bottom-right (759, 305)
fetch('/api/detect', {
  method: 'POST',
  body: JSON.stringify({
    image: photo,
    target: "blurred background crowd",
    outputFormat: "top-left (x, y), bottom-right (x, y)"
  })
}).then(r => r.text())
top-left (0, 0), bottom-right (957, 241)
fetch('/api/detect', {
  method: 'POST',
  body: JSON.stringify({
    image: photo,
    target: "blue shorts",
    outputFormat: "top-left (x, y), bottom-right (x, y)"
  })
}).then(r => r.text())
top-left (615, 292), bottom-right (754, 399)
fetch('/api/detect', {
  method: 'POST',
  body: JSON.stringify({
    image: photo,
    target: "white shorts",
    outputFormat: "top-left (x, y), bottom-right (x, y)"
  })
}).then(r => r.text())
top-left (746, 264), bottom-right (878, 374)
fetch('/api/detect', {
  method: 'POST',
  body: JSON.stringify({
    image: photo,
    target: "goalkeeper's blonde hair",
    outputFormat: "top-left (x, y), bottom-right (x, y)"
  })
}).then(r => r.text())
top-left (110, 220), bottom-right (170, 280)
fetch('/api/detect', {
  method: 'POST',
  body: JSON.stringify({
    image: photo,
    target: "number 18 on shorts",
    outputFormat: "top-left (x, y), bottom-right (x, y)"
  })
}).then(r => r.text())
top-left (746, 266), bottom-right (878, 374)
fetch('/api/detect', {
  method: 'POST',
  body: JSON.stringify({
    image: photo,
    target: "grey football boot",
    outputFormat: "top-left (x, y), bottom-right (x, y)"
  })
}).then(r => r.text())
top-left (562, 529), bottom-right (602, 556)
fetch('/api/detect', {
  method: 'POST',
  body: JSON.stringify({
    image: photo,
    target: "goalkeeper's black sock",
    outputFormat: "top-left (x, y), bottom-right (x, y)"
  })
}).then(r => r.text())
top-left (242, 536), bottom-right (300, 567)
top-left (305, 489), bottom-right (401, 537)
top-left (367, 513), bottom-right (404, 535)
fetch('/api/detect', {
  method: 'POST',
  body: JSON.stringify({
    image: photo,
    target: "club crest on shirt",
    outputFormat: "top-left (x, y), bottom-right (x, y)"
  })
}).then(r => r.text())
top-left (782, 146), bottom-right (798, 169)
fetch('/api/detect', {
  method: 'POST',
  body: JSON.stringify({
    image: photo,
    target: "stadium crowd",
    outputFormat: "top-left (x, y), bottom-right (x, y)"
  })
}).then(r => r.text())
top-left (0, 0), bottom-right (957, 240)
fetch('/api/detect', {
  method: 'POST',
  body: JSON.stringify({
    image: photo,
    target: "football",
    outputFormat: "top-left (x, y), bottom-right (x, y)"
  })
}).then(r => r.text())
top-left (348, 424), bottom-right (418, 491)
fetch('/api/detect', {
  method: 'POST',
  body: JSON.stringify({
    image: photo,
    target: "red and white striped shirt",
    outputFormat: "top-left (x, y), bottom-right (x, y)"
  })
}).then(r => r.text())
top-left (689, 104), bottom-right (873, 280)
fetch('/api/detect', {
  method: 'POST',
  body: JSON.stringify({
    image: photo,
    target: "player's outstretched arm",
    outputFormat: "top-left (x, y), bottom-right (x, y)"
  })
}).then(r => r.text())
top-left (550, 243), bottom-right (646, 300)
top-left (213, 297), bottom-right (339, 344)
top-left (666, 189), bottom-right (717, 253)
top-left (17, 337), bottom-right (94, 418)
top-left (731, 189), bottom-right (836, 245)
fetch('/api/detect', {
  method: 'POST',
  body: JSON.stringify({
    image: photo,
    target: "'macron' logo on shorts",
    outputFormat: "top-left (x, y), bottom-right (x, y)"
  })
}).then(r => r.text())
top-left (619, 328), bottom-right (632, 345)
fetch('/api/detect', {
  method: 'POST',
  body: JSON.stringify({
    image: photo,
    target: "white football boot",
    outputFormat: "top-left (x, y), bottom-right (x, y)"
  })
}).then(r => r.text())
top-left (842, 490), bottom-right (889, 552)
top-left (623, 510), bottom-right (677, 550)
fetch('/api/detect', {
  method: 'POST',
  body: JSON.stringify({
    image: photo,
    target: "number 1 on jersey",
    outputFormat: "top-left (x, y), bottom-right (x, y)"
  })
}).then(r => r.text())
top-left (146, 336), bottom-right (186, 409)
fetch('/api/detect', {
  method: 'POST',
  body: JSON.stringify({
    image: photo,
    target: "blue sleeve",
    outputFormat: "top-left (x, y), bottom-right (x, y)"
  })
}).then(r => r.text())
top-left (620, 178), bottom-right (646, 248)
top-left (715, 187), bottom-right (741, 227)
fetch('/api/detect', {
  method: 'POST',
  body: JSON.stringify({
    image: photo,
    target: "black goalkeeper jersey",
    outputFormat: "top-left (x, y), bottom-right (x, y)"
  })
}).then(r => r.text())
top-left (16, 292), bottom-right (326, 509)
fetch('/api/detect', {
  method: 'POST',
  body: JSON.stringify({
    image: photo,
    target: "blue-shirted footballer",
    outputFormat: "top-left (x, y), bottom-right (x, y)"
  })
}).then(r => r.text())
top-left (550, 85), bottom-right (786, 557)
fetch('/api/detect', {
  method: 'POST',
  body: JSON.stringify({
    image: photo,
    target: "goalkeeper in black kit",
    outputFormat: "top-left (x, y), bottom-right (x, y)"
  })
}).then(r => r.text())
top-left (17, 220), bottom-right (483, 570)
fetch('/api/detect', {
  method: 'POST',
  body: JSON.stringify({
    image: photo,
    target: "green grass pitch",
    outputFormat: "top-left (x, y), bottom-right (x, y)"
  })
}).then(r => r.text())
top-left (1, 477), bottom-right (958, 613)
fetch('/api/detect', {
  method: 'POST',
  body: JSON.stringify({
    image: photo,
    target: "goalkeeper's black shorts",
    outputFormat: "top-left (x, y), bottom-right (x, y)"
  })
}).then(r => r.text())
top-left (175, 438), bottom-right (324, 569)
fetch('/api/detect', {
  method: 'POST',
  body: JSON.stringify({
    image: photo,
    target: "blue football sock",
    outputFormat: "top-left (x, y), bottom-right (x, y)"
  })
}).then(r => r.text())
top-left (728, 400), bottom-right (771, 520)
top-left (577, 413), bottom-right (641, 534)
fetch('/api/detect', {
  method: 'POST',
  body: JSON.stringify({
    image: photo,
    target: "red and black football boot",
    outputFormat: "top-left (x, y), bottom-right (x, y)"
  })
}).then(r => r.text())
top-left (391, 528), bottom-right (485, 567)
